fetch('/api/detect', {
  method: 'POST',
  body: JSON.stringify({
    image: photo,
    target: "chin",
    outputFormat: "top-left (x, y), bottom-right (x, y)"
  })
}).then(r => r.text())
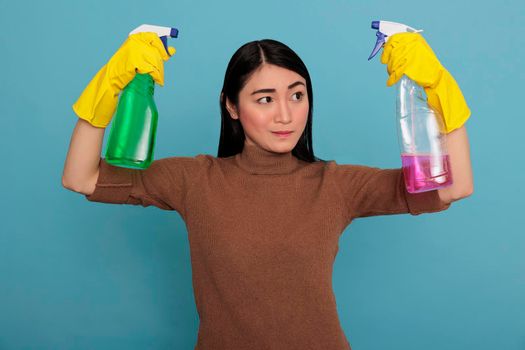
top-left (269, 142), bottom-right (297, 153)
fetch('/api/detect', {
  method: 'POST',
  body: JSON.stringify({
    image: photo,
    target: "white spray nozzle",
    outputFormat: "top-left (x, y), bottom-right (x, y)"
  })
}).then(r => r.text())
top-left (368, 20), bottom-right (423, 60)
top-left (129, 24), bottom-right (179, 56)
top-left (129, 24), bottom-right (179, 38)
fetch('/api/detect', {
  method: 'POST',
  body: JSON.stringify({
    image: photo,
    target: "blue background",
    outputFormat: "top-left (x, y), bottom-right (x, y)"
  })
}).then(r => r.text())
top-left (1, 0), bottom-right (523, 349)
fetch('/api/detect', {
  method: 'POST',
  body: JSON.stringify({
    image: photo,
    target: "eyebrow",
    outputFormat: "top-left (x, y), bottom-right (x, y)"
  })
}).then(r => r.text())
top-left (250, 81), bottom-right (306, 95)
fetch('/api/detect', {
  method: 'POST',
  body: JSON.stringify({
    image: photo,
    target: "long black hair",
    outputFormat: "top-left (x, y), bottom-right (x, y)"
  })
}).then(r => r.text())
top-left (218, 39), bottom-right (324, 163)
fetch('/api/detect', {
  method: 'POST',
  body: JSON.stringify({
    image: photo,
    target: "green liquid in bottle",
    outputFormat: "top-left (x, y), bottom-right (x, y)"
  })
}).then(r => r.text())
top-left (105, 73), bottom-right (158, 170)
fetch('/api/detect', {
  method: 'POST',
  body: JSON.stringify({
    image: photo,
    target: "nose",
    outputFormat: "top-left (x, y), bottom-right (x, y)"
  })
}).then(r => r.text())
top-left (274, 99), bottom-right (292, 124)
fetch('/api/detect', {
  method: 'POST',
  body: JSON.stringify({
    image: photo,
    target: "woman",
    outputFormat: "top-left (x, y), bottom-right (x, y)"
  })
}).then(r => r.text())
top-left (62, 33), bottom-right (473, 350)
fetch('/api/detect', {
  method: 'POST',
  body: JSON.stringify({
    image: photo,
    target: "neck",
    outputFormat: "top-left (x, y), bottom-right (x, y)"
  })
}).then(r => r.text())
top-left (234, 142), bottom-right (301, 175)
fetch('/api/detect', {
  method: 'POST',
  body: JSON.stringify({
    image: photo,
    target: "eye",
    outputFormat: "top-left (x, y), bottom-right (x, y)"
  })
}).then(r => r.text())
top-left (257, 96), bottom-right (272, 104)
top-left (292, 91), bottom-right (304, 101)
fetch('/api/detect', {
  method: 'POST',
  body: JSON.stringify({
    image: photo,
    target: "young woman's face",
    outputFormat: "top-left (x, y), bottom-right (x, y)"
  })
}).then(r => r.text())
top-left (226, 64), bottom-right (309, 153)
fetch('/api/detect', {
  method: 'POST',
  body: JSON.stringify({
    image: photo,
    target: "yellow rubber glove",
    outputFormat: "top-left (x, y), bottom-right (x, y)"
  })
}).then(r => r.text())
top-left (380, 32), bottom-right (470, 134)
top-left (72, 32), bottom-right (176, 128)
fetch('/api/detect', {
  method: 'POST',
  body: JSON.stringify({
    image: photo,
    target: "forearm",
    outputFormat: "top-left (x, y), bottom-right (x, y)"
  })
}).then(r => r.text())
top-left (62, 118), bottom-right (105, 192)
top-left (438, 125), bottom-right (474, 203)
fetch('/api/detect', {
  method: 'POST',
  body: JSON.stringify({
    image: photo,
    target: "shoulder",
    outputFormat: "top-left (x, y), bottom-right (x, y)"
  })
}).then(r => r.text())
top-left (318, 158), bottom-right (361, 174)
top-left (319, 159), bottom-right (391, 187)
top-left (159, 152), bottom-right (242, 175)
top-left (160, 153), bottom-right (215, 166)
top-left (323, 159), bottom-right (381, 173)
top-left (293, 158), bottom-right (343, 178)
top-left (150, 153), bottom-right (215, 176)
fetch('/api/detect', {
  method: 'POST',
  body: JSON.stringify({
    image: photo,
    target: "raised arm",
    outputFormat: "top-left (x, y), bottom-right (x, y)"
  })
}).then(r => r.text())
top-left (437, 125), bottom-right (474, 204)
top-left (61, 119), bottom-right (103, 195)
top-left (380, 32), bottom-right (474, 205)
top-left (62, 116), bottom-right (204, 215)
top-left (329, 162), bottom-right (451, 223)
top-left (63, 32), bottom-right (175, 194)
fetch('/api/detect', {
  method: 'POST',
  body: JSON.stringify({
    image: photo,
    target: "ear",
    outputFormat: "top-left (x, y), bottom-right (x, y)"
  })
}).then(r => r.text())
top-left (224, 94), bottom-right (239, 120)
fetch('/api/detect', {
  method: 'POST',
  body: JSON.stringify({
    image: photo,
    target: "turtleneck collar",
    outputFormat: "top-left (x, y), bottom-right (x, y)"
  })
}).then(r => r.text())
top-left (234, 142), bottom-right (301, 175)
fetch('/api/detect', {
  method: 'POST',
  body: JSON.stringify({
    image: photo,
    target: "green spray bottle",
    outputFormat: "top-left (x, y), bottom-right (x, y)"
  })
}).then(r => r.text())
top-left (104, 24), bottom-right (179, 170)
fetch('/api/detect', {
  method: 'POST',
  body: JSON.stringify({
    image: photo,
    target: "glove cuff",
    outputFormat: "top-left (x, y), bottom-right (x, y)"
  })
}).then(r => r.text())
top-left (72, 65), bottom-right (120, 128)
top-left (424, 69), bottom-right (471, 134)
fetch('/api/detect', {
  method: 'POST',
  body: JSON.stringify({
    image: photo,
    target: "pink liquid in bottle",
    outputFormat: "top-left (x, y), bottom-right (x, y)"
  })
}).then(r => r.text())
top-left (401, 154), bottom-right (453, 193)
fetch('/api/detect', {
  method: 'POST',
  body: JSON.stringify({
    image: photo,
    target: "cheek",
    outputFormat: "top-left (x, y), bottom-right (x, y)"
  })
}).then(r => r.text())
top-left (297, 102), bottom-right (309, 124)
top-left (239, 104), bottom-right (271, 131)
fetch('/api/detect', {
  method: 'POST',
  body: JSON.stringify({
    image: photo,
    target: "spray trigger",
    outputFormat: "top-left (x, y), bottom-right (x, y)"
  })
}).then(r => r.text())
top-left (368, 31), bottom-right (387, 60)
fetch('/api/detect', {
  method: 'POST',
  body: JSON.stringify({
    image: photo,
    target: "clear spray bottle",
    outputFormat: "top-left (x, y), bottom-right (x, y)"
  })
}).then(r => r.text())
top-left (105, 24), bottom-right (179, 170)
top-left (368, 20), bottom-right (453, 193)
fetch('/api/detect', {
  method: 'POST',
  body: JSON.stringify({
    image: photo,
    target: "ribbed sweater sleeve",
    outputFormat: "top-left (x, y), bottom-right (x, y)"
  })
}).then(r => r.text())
top-left (85, 156), bottom-right (200, 217)
top-left (328, 161), bottom-right (451, 221)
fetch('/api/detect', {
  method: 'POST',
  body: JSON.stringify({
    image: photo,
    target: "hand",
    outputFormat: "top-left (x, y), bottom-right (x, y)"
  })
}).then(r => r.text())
top-left (380, 32), bottom-right (443, 87)
top-left (72, 32), bottom-right (176, 128)
top-left (380, 32), bottom-right (471, 134)
top-left (105, 31), bottom-right (176, 88)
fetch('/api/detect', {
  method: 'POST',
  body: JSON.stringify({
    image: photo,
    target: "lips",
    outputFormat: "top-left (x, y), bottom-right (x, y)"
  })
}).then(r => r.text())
top-left (272, 131), bottom-right (293, 135)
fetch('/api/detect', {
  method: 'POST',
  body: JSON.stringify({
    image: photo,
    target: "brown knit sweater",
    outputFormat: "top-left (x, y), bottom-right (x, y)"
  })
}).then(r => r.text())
top-left (85, 142), bottom-right (450, 350)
